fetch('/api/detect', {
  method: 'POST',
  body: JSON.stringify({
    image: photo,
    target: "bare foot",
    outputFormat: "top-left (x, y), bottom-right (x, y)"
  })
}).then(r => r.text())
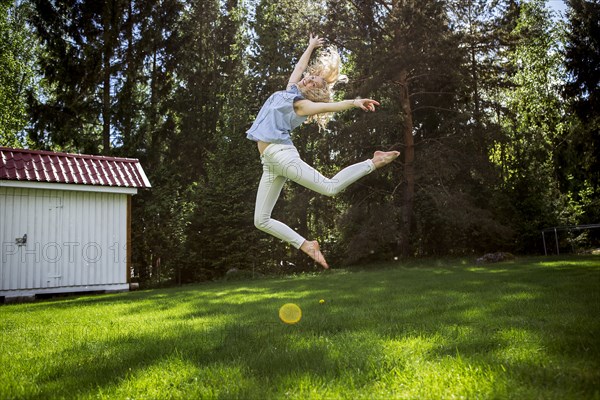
top-left (372, 150), bottom-right (400, 169)
top-left (300, 240), bottom-right (329, 269)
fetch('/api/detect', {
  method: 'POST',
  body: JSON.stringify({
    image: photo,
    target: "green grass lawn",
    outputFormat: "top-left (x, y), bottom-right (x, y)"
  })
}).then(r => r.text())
top-left (1, 256), bottom-right (599, 399)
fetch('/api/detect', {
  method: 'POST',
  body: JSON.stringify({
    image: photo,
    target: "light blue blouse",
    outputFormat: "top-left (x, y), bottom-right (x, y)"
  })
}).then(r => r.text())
top-left (246, 84), bottom-right (307, 145)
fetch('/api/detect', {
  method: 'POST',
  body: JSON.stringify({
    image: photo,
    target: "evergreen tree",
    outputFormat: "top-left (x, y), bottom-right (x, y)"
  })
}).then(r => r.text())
top-left (407, 0), bottom-right (517, 256)
top-left (128, 0), bottom-right (186, 283)
top-left (560, 0), bottom-right (600, 230)
top-left (321, 0), bottom-right (474, 260)
top-left (12, 0), bottom-right (591, 283)
top-left (0, 0), bottom-right (37, 147)
top-left (246, 0), bottom-right (329, 270)
top-left (170, 0), bottom-right (266, 280)
top-left (28, 0), bottom-right (126, 153)
top-left (490, 0), bottom-right (571, 252)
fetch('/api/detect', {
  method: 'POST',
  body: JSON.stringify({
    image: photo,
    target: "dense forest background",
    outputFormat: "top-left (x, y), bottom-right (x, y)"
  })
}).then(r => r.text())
top-left (1, 0), bottom-right (598, 284)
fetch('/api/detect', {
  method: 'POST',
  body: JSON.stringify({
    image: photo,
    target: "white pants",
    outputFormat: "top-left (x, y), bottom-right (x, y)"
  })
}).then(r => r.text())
top-left (254, 144), bottom-right (375, 249)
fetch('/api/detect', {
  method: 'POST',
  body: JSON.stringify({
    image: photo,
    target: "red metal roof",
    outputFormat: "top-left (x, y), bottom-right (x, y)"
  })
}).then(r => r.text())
top-left (0, 147), bottom-right (151, 188)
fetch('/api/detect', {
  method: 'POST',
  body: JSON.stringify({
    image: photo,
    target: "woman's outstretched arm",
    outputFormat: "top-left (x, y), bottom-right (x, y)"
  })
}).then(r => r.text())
top-left (294, 98), bottom-right (381, 116)
top-left (287, 34), bottom-right (325, 89)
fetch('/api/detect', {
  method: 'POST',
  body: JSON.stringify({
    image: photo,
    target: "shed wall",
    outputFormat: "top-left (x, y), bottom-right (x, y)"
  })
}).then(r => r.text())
top-left (1, 186), bottom-right (129, 295)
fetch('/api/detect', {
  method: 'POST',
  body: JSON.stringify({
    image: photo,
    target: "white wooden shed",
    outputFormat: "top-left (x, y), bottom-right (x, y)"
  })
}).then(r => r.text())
top-left (0, 147), bottom-right (151, 301)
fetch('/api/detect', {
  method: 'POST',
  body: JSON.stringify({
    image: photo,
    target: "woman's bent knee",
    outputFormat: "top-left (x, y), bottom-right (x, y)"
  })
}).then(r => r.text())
top-left (254, 216), bottom-right (269, 231)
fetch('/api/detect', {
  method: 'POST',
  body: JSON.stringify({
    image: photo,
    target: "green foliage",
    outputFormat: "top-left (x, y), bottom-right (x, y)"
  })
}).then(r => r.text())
top-left (322, 0), bottom-right (518, 260)
top-left (487, 0), bottom-right (569, 252)
top-left (6, 0), bottom-right (596, 282)
top-left (559, 0), bottom-right (600, 230)
top-left (564, 0), bottom-right (600, 124)
top-left (0, 0), bottom-right (37, 147)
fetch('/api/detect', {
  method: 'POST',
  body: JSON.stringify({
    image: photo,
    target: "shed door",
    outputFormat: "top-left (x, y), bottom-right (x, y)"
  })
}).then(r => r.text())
top-left (0, 188), bottom-right (63, 290)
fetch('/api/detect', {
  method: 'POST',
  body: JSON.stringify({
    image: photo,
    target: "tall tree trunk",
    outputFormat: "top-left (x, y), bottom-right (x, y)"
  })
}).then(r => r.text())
top-left (102, 0), bottom-right (113, 155)
top-left (398, 69), bottom-right (414, 257)
top-left (149, 46), bottom-right (159, 165)
top-left (468, 2), bottom-right (481, 123)
top-left (123, 0), bottom-right (134, 150)
top-left (390, 0), bottom-right (415, 257)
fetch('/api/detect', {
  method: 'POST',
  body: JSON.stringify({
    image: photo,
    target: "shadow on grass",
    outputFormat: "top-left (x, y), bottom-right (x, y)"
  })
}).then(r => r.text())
top-left (2, 255), bottom-right (599, 398)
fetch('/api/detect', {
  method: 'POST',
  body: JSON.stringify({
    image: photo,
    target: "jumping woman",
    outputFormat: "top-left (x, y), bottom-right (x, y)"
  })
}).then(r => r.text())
top-left (247, 34), bottom-right (400, 269)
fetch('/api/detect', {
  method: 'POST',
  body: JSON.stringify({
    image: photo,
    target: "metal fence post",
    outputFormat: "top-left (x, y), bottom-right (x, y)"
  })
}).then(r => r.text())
top-left (542, 231), bottom-right (547, 256)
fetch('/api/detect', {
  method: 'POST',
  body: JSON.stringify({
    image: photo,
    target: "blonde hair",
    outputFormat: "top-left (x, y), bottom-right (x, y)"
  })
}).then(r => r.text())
top-left (298, 46), bottom-right (347, 130)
